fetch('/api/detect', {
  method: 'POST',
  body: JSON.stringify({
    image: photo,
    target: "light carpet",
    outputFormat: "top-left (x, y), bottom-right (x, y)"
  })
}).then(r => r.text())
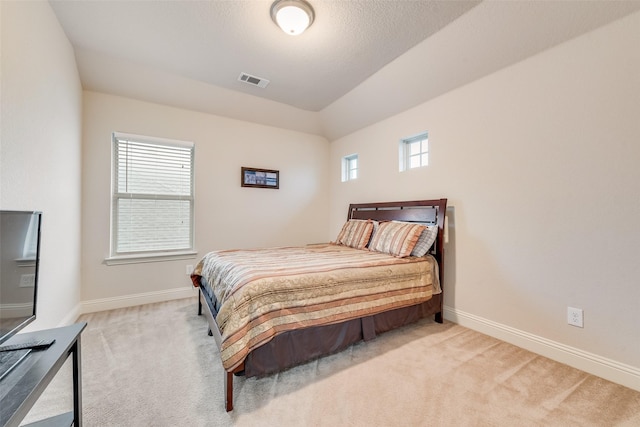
top-left (23, 297), bottom-right (640, 426)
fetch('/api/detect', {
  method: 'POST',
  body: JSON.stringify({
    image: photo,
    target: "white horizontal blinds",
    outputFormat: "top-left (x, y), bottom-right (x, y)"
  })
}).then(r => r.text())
top-left (113, 134), bottom-right (194, 254)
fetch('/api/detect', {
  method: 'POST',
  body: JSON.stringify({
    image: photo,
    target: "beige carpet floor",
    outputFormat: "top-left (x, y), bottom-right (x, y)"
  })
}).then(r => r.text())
top-left (23, 297), bottom-right (640, 426)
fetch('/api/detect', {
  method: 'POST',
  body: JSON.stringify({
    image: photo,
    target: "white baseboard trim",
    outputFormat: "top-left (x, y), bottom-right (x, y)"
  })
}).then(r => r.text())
top-left (443, 306), bottom-right (640, 392)
top-left (80, 286), bottom-right (198, 315)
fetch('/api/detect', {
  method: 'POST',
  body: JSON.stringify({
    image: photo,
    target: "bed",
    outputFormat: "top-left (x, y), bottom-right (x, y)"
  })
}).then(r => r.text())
top-left (191, 198), bottom-right (447, 411)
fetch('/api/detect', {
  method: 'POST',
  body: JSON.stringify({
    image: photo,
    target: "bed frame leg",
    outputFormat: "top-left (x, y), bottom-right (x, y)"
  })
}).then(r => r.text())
top-left (225, 371), bottom-right (234, 412)
top-left (435, 312), bottom-right (443, 324)
top-left (198, 291), bottom-right (202, 316)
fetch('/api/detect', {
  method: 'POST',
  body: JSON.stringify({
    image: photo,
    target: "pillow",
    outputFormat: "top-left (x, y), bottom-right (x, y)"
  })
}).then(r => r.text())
top-left (368, 221), bottom-right (426, 257)
top-left (334, 219), bottom-right (374, 250)
top-left (368, 220), bottom-right (380, 247)
top-left (408, 224), bottom-right (438, 257)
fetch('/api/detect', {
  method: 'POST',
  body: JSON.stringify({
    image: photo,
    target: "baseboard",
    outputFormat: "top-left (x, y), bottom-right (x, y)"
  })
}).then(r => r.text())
top-left (80, 286), bottom-right (198, 315)
top-left (0, 303), bottom-right (33, 317)
top-left (443, 306), bottom-right (640, 392)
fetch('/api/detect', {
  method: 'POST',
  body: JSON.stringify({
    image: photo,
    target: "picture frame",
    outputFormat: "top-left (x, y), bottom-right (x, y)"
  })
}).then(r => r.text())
top-left (241, 167), bottom-right (279, 189)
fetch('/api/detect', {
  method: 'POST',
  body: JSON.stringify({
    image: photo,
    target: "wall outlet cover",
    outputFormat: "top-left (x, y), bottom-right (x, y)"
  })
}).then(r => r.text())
top-left (567, 307), bottom-right (584, 328)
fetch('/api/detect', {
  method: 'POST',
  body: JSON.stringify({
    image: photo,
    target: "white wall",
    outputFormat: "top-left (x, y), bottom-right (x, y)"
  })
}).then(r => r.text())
top-left (1, 1), bottom-right (83, 329)
top-left (81, 91), bottom-right (329, 306)
top-left (330, 11), bottom-right (640, 386)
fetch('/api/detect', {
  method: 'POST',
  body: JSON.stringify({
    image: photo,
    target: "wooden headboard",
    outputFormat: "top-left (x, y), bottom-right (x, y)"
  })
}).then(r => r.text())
top-left (347, 198), bottom-right (448, 286)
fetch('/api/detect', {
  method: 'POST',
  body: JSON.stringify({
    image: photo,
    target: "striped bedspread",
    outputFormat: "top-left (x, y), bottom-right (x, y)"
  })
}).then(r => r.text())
top-left (192, 243), bottom-right (439, 371)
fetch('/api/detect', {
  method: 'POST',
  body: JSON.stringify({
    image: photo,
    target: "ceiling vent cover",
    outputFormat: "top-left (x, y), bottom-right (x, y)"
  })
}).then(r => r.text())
top-left (238, 72), bottom-right (270, 89)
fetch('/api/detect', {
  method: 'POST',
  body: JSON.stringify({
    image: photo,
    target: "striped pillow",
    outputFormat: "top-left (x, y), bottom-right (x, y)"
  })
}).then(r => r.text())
top-left (335, 219), bottom-right (374, 249)
top-left (391, 221), bottom-right (438, 257)
top-left (369, 221), bottom-right (426, 257)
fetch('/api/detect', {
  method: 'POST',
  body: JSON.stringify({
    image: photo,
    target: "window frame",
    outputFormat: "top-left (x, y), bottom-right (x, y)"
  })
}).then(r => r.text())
top-left (342, 153), bottom-right (359, 182)
top-left (106, 132), bottom-right (197, 265)
top-left (399, 132), bottom-right (429, 171)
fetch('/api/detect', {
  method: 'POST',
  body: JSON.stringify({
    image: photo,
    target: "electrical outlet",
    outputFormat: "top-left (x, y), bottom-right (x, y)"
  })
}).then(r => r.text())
top-left (567, 307), bottom-right (583, 328)
top-left (186, 264), bottom-right (194, 275)
top-left (19, 274), bottom-right (35, 287)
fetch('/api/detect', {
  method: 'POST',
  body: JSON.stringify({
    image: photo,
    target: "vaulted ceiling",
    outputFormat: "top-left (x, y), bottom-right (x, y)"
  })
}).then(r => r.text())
top-left (49, 0), bottom-right (640, 140)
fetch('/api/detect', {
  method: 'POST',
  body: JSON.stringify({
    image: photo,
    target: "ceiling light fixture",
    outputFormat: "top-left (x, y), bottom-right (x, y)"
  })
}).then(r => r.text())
top-left (270, 0), bottom-right (315, 36)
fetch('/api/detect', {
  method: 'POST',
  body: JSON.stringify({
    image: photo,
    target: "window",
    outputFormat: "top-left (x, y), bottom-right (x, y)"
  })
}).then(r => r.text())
top-left (399, 132), bottom-right (428, 171)
top-left (342, 154), bottom-right (358, 182)
top-left (22, 214), bottom-right (39, 260)
top-left (110, 132), bottom-right (195, 261)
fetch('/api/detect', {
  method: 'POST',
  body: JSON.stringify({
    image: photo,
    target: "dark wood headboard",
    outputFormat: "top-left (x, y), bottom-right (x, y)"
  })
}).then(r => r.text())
top-left (347, 198), bottom-right (448, 287)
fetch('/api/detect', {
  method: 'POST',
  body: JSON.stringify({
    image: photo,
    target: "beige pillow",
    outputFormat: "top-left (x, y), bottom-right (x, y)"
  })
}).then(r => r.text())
top-left (369, 221), bottom-right (426, 257)
top-left (391, 221), bottom-right (439, 257)
top-left (335, 219), bottom-right (374, 250)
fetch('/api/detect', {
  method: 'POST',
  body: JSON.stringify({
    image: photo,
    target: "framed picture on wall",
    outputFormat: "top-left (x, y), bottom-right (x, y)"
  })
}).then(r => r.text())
top-left (241, 167), bottom-right (279, 189)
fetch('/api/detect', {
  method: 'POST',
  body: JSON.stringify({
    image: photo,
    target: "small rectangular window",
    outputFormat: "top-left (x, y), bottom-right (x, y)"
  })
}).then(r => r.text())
top-left (111, 132), bottom-right (195, 258)
top-left (399, 132), bottom-right (428, 171)
top-left (342, 154), bottom-right (358, 182)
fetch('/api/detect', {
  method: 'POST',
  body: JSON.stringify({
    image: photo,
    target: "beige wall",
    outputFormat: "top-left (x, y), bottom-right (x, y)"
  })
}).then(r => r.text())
top-left (4, 0), bottom-right (638, 390)
top-left (330, 11), bottom-right (640, 373)
top-left (81, 91), bottom-right (330, 303)
top-left (1, 1), bottom-right (83, 329)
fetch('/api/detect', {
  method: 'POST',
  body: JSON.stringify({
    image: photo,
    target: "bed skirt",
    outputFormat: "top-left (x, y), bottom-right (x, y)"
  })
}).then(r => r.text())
top-left (243, 294), bottom-right (443, 377)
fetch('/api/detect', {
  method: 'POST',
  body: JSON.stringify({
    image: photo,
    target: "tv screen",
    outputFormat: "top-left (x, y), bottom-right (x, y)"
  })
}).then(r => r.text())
top-left (0, 211), bottom-right (41, 345)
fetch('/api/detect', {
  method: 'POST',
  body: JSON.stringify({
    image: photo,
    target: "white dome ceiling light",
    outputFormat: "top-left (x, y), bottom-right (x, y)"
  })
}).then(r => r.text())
top-left (270, 0), bottom-right (315, 36)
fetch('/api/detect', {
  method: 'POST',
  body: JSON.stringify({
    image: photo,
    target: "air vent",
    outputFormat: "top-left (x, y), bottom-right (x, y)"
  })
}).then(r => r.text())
top-left (238, 72), bottom-right (270, 89)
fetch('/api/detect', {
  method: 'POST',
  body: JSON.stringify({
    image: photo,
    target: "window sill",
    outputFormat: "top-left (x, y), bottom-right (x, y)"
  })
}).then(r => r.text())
top-left (16, 257), bottom-right (36, 267)
top-left (104, 250), bottom-right (198, 266)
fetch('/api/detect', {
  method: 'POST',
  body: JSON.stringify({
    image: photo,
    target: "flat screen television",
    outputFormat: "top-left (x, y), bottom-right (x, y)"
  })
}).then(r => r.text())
top-left (0, 211), bottom-right (41, 345)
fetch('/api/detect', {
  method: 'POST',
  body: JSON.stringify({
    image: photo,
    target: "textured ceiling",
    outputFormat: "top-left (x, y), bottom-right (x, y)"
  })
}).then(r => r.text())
top-left (49, 0), bottom-right (640, 140)
top-left (50, 0), bottom-right (479, 111)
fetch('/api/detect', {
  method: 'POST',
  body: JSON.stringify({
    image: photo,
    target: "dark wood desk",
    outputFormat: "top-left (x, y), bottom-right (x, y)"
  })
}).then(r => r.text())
top-left (0, 323), bottom-right (86, 427)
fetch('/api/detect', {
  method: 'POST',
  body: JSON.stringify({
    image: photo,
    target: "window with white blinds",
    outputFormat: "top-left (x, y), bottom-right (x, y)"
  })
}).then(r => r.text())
top-left (111, 133), bottom-right (194, 257)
